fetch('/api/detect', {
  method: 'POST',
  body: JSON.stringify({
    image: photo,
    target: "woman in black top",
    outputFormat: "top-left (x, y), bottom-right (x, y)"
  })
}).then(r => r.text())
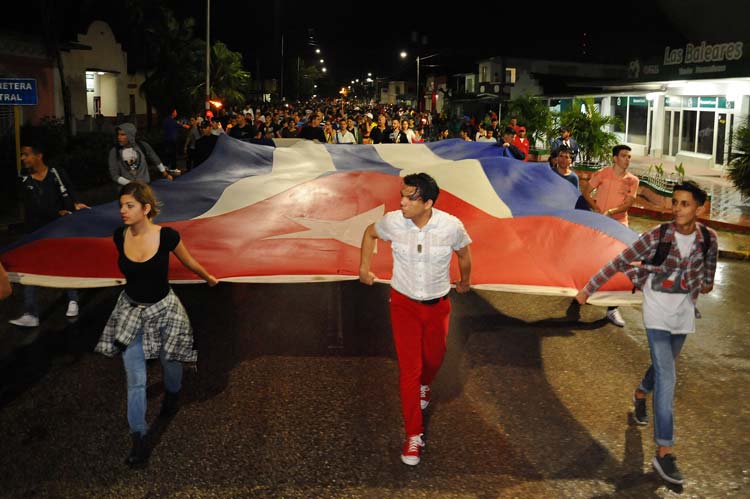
top-left (96, 181), bottom-right (217, 468)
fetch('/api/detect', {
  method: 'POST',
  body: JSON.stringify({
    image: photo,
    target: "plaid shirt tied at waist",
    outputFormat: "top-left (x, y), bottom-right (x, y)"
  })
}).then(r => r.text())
top-left (583, 222), bottom-right (718, 303)
top-left (95, 288), bottom-right (197, 362)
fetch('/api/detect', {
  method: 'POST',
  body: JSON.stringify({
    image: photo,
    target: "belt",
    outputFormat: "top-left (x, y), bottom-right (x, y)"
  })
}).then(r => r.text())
top-left (415, 294), bottom-right (449, 305)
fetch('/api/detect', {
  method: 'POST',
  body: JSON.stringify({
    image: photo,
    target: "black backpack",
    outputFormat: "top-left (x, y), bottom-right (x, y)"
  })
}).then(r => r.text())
top-left (647, 223), bottom-right (711, 266)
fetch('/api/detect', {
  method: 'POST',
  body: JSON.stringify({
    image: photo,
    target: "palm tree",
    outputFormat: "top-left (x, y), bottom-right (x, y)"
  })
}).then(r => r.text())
top-left (192, 41), bottom-right (251, 109)
top-left (506, 94), bottom-right (555, 149)
top-left (559, 99), bottom-right (622, 164)
top-left (138, 9), bottom-right (204, 117)
top-left (728, 116), bottom-right (750, 199)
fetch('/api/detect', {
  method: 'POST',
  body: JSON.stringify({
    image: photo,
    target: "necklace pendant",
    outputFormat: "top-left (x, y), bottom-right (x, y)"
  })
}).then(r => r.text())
top-left (417, 244), bottom-right (422, 253)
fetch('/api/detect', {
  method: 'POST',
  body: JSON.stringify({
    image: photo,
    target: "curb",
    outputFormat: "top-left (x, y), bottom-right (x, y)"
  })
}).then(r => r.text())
top-left (630, 207), bottom-right (750, 234)
top-left (718, 249), bottom-right (750, 261)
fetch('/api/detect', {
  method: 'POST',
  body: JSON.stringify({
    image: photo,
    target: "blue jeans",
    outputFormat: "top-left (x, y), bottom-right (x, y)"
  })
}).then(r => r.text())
top-left (637, 328), bottom-right (687, 447)
top-left (122, 331), bottom-right (183, 435)
top-left (24, 286), bottom-right (78, 318)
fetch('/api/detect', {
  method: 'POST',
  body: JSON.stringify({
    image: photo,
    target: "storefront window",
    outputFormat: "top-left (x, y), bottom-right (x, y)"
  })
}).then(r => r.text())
top-left (681, 110), bottom-right (697, 153)
top-left (613, 96), bottom-right (627, 133)
top-left (627, 97), bottom-right (648, 145)
top-left (697, 111), bottom-right (715, 155)
top-left (672, 112), bottom-right (681, 157)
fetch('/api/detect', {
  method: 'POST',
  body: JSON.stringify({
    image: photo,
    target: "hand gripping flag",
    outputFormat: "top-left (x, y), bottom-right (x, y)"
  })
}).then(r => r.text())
top-left (1, 136), bottom-right (640, 305)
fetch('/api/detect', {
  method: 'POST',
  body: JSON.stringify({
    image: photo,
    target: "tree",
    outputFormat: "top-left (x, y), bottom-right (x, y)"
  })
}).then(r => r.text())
top-left (37, 0), bottom-right (75, 137)
top-left (559, 98), bottom-right (622, 164)
top-left (297, 64), bottom-right (323, 99)
top-left (192, 41), bottom-right (252, 110)
top-left (138, 9), bottom-right (204, 116)
top-left (728, 116), bottom-right (750, 198)
top-left (506, 94), bottom-right (554, 149)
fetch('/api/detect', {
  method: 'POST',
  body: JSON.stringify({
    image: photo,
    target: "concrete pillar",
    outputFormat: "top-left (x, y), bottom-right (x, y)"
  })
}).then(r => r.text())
top-left (650, 95), bottom-right (665, 159)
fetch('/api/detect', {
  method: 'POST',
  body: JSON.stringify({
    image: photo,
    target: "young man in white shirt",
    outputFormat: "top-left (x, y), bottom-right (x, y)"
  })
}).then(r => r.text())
top-left (576, 180), bottom-right (718, 485)
top-left (335, 118), bottom-right (356, 144)
top-left (359, 173), bottom-right (472, 466)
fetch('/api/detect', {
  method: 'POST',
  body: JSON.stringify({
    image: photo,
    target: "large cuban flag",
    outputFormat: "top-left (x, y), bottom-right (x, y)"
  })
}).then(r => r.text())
top-left (1, 136), bottom-right (640, 305)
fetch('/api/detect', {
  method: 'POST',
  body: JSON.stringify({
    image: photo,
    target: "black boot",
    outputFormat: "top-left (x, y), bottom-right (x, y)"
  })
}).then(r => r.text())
top-left (159, 390), bottom-right (180, 418)
top-left (125, 432), bottom-right (148, 469)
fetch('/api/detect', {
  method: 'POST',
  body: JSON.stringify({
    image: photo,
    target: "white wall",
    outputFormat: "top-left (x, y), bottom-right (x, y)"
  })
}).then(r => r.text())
top-left (62, 21), bottom-right (149, 119)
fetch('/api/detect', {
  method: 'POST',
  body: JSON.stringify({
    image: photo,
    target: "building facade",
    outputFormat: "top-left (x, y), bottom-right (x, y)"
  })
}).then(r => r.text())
top-left (0, 21), bottom-right (150, 131)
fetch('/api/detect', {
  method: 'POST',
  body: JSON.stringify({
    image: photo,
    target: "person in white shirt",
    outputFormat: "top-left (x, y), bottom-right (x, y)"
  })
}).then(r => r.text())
top-left (401, 119), bottom-right (416, 143)
top-left (335, 119), bottom-right (356, 144)
top-left (359, 173), bottom-right (472, 467)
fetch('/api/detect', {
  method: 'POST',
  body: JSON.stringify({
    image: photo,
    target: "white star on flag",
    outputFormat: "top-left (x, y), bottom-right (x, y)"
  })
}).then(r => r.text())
top-left (264, 205), bottom-right (385, 248)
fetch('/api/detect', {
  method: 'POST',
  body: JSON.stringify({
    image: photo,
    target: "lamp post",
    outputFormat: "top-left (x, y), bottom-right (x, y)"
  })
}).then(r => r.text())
top-left (401, 51), bottom-right (439, 110)
top-left (205, 0), bottom-right (211, 113)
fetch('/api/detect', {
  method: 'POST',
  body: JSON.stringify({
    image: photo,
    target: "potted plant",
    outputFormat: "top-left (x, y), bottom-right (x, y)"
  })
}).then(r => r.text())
top-left (558, 98), bottom-right (622, 167)
top-left (728, 116), bottom-right (750, 201)
top-left (506, 94), bottom-right (554, 160)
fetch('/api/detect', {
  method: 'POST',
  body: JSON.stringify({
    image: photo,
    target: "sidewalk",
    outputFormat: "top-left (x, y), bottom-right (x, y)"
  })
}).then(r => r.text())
top-left (628, 154), bottom-right (750, 231)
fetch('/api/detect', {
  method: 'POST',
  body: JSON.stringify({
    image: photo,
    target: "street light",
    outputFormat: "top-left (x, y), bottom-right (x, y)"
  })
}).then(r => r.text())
top-left (400, 51), bottom-right (440, 111)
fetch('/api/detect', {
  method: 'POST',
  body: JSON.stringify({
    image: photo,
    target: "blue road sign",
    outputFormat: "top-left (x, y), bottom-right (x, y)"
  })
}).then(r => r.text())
top-left (0, 78), bottom-right (38, 105)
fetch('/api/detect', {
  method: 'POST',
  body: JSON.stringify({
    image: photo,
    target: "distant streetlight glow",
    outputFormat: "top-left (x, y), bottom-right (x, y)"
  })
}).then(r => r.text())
top-left (400, 51), bottom-right (407, 59)
top-left (322, 67), bottom-right (327, 72)
top-left (368, 72), bottom-right (372, 77)
top-left (315, 48), bottom-right (321, 54)
top-left (320, 59), bottom-right (324, 63)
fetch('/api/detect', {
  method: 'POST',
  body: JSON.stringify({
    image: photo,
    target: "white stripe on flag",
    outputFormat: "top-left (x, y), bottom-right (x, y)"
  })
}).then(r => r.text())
top-left (399, 160), bottom-right (512, 219)
top-left (195, 140), bottom-right (336, 219)
top-left (373, 145), bottom-right (511, 219)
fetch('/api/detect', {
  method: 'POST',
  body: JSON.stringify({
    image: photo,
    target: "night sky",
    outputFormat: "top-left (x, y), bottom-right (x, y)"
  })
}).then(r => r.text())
top-left (4, 0), bottom-right (746, 90)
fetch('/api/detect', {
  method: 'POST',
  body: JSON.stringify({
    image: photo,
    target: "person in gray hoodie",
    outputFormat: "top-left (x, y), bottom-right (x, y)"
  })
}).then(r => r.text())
top-left (109, 123), bottom-right (173, 186)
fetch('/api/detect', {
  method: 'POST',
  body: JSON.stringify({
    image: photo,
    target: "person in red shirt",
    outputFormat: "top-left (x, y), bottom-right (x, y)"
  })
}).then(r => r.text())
top-left (512, 126), bottom-right (531, 161)
top-left (582, 144), bottom-right (640, 327)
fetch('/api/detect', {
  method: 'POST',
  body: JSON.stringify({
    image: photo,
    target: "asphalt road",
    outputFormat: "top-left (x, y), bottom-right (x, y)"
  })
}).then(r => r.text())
top-left (0, 260), bottom-right (748, 498)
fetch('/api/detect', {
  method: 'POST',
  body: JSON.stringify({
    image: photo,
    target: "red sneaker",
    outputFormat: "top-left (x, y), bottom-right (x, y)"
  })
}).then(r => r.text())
top-left (401, 434), bottom-right (425, 466)
top-left (420, 384), bottom-right (431, 410)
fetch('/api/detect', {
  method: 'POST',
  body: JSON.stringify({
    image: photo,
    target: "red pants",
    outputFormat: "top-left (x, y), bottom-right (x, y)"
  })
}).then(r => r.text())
top-left (389, 288), bottom-right (451, 436)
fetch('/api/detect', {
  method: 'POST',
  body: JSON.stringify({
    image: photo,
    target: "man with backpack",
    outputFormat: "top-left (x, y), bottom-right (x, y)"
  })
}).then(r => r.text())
top-left (9, 139), bottom-right (89, 327)
top-left (575, 180), bottom-right (718, 485)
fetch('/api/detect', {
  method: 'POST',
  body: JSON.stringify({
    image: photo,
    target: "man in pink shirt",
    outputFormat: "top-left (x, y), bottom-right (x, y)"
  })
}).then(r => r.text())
top-left (583, 144), bottom-right (639, 326)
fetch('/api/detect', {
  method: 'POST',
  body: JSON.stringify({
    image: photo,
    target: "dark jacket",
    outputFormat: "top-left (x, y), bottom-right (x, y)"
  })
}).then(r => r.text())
top-left (194, 134), bottom-right (219, 167)
top-left (550, 136), bottom-right (580, 162)
top-left (19, 167), bottom-right (78, 232)
top-left (299, 125), bottom-right (327, 142)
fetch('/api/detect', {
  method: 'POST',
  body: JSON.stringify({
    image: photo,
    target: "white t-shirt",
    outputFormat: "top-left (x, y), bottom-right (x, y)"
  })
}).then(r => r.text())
top-left (375, 208), bottom-right (472, 301)
top-left (335, 130), bottom-right (355, 144)
top-left (122, 147), bottom-right (138, 168)
top-left (642, 231), bottom-right (697, 334)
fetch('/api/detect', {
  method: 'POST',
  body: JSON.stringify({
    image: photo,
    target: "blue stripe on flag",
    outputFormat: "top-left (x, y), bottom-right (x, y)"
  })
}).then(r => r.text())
top-left (325, 144), bottom-right (401, 175)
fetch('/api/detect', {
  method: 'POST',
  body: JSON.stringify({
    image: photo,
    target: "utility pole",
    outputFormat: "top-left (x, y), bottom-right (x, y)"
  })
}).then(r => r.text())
top-left (205, 0), bottom-right (210, 113)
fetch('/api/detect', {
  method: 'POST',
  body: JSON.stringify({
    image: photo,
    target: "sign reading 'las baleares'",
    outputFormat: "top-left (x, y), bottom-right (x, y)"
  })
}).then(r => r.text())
top-left (0, 78), bottom-right (38, 105)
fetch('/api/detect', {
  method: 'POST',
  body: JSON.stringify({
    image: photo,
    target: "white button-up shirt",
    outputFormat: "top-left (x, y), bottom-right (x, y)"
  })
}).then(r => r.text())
top-left (375, 208), bottom-right (472, 301)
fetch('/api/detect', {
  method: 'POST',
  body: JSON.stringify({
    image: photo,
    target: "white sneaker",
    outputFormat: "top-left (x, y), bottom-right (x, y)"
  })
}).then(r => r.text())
top-left (65, 300), bottom-right (79, 317)
top-left (607, 308), bottom-right (625, 327)
top-left (401, 434), bottom-right (425, 466)
top-left (9, 313), bottom-right (40, 328)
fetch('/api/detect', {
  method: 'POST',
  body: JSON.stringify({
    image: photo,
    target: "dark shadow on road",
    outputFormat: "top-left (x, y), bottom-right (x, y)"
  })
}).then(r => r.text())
top-left (0, 282), bottom-right (678, 496)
